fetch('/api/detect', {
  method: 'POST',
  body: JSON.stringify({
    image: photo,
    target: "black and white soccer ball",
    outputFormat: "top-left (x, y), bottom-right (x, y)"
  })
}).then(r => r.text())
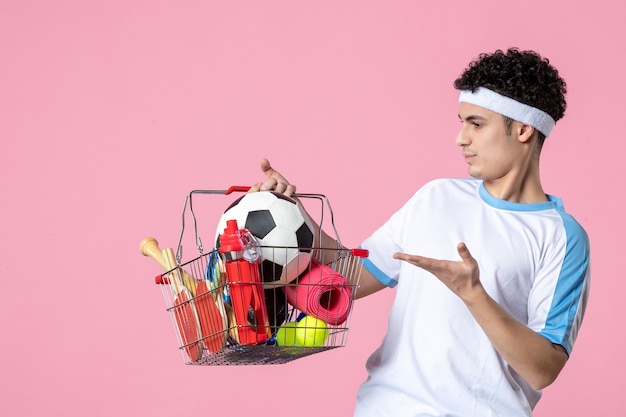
top-left (215, 191), bottom-right (316, 287)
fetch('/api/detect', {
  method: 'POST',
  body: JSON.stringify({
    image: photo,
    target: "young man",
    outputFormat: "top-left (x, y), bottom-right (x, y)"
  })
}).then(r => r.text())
top-left (251, 48), bottom-right (591, 416)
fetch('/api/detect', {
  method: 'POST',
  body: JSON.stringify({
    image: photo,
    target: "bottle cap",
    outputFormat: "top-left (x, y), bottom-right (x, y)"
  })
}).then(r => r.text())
top-left (219, 219), bottom-right (243, 253)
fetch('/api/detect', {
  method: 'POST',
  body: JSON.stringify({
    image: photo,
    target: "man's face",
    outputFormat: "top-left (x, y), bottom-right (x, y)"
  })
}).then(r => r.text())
top-left (456, 103), bottom-right (522, 182)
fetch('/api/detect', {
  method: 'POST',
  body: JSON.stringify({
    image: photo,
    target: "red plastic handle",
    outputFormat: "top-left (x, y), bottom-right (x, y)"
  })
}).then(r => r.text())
top-left (155, 275), bottom-right (170, 285)
top-left (352, 248), bottom-right (369, 258)
top-left (225, 186), bottom-right (251, 195)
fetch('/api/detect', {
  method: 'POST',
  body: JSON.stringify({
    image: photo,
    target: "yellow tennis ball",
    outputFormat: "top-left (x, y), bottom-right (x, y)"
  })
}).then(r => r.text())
top-left (276, 322), bottom-right (298, 346)
top-left (295, 316), bottom-right (329, 347)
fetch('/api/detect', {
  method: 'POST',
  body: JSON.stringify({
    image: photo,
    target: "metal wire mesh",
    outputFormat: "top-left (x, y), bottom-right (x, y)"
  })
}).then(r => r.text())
top-left (156, 247), bottom-right (366, 365)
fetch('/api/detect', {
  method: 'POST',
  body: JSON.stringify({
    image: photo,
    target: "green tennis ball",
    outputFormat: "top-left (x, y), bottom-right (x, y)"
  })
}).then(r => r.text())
top-left (276, 322), bottom-right (298, 346)
top-left (295, 316), bottom-right (329, 347)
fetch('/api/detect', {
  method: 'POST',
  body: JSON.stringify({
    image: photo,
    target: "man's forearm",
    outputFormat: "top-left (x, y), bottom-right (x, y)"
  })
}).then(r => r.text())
top-left (464, 288), bottom-right (568, 390)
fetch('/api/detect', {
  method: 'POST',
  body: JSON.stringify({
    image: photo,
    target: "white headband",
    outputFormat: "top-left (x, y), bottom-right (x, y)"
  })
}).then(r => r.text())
top-left (459, 87), bottom-right (555, 137)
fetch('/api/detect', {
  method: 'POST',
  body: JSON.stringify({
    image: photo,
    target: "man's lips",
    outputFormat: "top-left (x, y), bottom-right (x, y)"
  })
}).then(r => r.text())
top-left (462, 151), bottom-right (476, 162)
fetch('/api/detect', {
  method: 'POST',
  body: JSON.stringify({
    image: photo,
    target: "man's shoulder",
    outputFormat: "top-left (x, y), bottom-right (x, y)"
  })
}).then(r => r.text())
top-left (406, 178), bottom-right (481, 208)
top-left (420, 177), bottom-right (480, 193)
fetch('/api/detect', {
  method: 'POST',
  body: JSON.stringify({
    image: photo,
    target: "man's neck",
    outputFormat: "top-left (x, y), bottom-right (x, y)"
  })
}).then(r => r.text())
top-left (483, 167), bottom-right (547, 204)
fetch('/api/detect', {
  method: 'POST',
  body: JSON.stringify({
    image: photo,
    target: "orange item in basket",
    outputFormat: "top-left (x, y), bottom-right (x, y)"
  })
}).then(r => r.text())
top-left (173, 288), bottom-right (203, 361)
top-left (194, 281), bottom-right (226, 353)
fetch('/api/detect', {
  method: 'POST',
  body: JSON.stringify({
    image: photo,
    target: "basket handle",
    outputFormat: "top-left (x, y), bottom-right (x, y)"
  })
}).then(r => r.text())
top-left (224, 185), bottom-right (250, 194)
top-left (175, 186), bottom-right (343, 263)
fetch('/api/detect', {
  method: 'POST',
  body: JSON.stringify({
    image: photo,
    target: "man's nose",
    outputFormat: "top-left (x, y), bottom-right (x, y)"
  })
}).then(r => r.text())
top-left (456, 125), bottom-right (470, 146)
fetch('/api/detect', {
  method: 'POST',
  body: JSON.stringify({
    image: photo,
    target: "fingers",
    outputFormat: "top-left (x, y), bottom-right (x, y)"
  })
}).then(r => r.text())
top-left (260, 158), bottom-right (273, 177)
top-left (393, 253), bottom-right (431, 269)
top-left (260, 158), bottom-right (285, 181)
top-left (248, 179), bottom-right (280, 192)
top-left (271, 181), bottom-right (296, 195)
top-left (457, 242), bottom-right (476, 265)
top-left (394, 244), bottom-right (474, 272)
top-left (251, 158), bottom-right (297, 197)
top-left (248, 181), bottom-right (263, 193)
top-left (393, 252), bottom-right (415, 262)
top-left (395, 244), bottom-right (481, 301)
top-left (457, 242), bottom-right (469, 258)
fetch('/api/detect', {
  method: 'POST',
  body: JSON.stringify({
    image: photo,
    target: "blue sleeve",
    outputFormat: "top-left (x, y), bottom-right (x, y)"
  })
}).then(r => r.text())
top-left (539, 213), bottom-right (591, 355)
top-left (360, 256), bottom-right (398, 288)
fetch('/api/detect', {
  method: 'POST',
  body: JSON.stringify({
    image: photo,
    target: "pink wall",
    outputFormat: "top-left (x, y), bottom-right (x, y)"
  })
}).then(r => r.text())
top-left (1, 1), bottom-right (623, 415)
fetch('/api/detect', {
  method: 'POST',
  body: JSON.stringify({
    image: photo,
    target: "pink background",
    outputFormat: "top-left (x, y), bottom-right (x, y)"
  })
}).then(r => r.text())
top-left (1, 1), bottom-right (623, 416)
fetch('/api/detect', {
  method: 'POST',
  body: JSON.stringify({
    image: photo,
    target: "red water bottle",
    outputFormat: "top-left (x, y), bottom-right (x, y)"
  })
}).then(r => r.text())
top-left (218, 219), bottom-right (270, 344)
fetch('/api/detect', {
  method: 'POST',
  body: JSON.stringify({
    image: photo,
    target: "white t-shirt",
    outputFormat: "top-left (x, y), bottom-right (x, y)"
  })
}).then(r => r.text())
top-left (355, 178), bottom-right (590, 417)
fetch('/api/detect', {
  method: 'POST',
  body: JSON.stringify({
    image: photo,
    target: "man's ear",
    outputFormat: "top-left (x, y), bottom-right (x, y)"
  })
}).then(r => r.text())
top-left (517, 123), bottom-right (536, 143)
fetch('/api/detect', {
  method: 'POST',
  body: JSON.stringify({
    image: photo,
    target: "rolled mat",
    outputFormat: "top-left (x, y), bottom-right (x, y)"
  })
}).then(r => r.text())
top-left (282, 259), bottom-right (353, 325)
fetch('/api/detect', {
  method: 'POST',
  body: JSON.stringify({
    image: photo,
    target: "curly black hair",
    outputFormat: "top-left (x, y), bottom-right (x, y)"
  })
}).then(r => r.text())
top-left (453, 48), bottom-right (567, 122)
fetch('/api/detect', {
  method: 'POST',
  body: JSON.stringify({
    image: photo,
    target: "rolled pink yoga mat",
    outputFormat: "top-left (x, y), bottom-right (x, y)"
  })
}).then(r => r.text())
top-left (282, 259), bottom-right (353, 325)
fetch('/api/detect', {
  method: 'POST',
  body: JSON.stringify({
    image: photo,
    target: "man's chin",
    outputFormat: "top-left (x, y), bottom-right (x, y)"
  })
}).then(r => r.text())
top-left (467, 168), bottom-right (481, 179)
